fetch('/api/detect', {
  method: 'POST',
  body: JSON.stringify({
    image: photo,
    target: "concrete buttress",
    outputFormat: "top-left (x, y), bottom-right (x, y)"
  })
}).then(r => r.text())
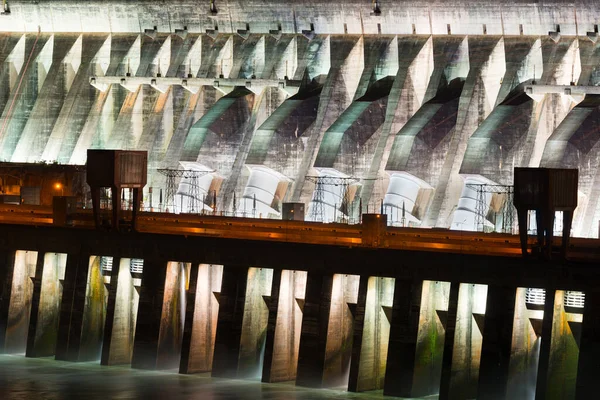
top-left (180, 263), bottom-right (223, 373)
top-left (101, 258), bottom-right (139, 366)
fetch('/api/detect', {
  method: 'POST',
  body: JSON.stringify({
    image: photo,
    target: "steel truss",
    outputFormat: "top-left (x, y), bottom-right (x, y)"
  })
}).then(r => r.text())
top-left (466, 183), bottom-right (515, 233)
top-left (305, 176), bottom-right (357, 223)
top-left (157, 168), bottom-right (212, 213)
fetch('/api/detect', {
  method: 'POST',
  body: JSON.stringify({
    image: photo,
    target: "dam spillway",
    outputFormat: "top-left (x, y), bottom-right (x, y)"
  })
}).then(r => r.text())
top-left (2, 1), bottom-right (600, 235)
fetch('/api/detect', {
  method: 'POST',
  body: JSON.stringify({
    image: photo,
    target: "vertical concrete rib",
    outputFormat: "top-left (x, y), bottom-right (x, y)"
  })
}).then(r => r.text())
top-left (130, 259), bottom-right (170, 370)
top-left (535, 288), bottom-right (556, 400)
top-left (179, 262), bottom-right (200, 374)
top-left (439, 282), bottom-right (460, 400)
top-left (0, 250), bottom-right (16, 353)
top-left (102, 257), bottom-right (140, 366)
top-left (27, 253), bottom-right (67, 357)
top-left (3, 250), bottom-right (37, 354)
top-left (25, 252), bottom-right (45, 356)
top-left (383, 278), bottom-right (423, 397)
top-left (155, 262), bottom-right (188, 370)
top-left (11, 35), bottom-right (79, 162)
top-left (211, 265), bottom-right (249, 378)
top-left (296, 272), bottom-right (334, 388)
top-left (0, 34), bottom-right (51, 161)
top-left (477, 285), bottom-right (517, 399)
top-left (78, 256), bottom-right (108, 361)
top-left (428, 37), bottom-right (506, 227)
top-left (55, 252), bottom-right (92, 361)
top-left (263, 269), bottom-right (307, 383)
top-left (507, 288), bottom-right (543, 400)
top-left (348, 275), bottom-right (394, 392)
top-left (262, 269), bottom-right (283, 382)
top-left (576, 290), bottom-right (599, 399)
top-left (180, 264), bottom-right (223, 373)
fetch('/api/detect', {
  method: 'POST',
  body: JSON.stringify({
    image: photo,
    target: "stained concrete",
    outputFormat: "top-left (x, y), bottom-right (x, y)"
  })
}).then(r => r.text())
top-left (26, 252), bottom-right (67, 357)
top-left (102, 258), bottom-right (139, 366)
top-left (349, 276), bottom-right (394, 392)
top-left (180, 263), bottom-right (223, 374)
top-left (3, 250), bottom-right (37, 354)
top-left (0, 28), bottom-right (599, 234)
top-left (263, 269), bottom-right (307, 383)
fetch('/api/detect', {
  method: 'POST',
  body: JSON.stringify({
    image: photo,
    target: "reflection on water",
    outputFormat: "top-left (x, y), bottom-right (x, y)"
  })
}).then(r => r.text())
top-left (0, 355), bottom-right (439, 400)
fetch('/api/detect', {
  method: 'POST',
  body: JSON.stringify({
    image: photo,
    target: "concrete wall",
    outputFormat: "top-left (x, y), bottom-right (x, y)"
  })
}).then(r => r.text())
top-left (103, 258), bottom-right (139, 365)
top-left (448, 283), bottom-right (487, 399)
top-left (545, 290), bottom-right (582, 400)
top-left (507, 288), bottom-right (542, 400)
top-left (79, 255), bottom-right (108, 361)
top-left (267, 269), bottom-right (307, 382)
top-left (156, 261), bottom-right (188, 369)
top-left (4, 250), bottom-right (37, 353)
top-left (3, 1), bottom-right (600, 37)
top-left (2, 28), bottom-right (600, 234)
top-left (322, 273), bottom-right (359, 387)
top-left (183, 263), bottom-right (222, 373)
top-left (352, 276), bottom-right (394, 392)
top-left (28, 252), bottom-right (67, 356)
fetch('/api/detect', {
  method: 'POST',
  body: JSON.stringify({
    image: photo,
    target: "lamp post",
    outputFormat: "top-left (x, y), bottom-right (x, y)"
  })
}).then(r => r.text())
top-left (54, 182), bottom-right (64, 196)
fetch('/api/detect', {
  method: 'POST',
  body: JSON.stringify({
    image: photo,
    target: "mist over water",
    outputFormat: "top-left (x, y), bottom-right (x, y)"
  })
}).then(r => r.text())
top-left (0, 355), bottom-right (439, 400)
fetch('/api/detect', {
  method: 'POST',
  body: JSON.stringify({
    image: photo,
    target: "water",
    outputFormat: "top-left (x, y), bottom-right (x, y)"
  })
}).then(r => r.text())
top-left (0, 355), bottom-right (406, 400)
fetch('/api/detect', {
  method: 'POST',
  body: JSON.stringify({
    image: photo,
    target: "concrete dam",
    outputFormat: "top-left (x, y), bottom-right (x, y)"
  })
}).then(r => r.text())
top-left (1, 1), bottom-right (600, 234)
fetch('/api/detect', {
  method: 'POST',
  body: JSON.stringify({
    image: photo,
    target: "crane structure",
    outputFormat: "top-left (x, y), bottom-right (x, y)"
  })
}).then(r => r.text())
top-left (466, 183), bottom-right (515, 234)
top-left (157, 168), bottom-right (212, 213)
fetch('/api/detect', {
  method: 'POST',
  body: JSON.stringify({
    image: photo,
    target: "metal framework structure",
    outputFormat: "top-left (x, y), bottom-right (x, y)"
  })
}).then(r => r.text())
top-left (466, 183), bottom-right (515, 233)
top-left (157, 168), bottom-right (212, 213)
top-left (305, 176), bottom-right (357, 223)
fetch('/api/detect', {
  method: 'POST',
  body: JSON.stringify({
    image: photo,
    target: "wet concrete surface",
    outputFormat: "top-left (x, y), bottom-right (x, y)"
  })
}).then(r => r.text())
top-left (0, 355), bottom-right (437, 400)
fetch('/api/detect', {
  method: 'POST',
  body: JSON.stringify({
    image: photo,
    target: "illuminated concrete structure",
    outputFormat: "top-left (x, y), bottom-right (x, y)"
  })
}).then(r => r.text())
top-left (0, 216), bottom-right (598, 399)
top-left (1, 2), bottom-right (600, 399)
top-left (1, 1), bottom-right (600, 235)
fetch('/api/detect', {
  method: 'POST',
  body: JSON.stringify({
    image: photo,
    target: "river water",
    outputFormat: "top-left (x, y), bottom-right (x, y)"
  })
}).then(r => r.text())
top-left (0, 355), bottom-right (436, 400)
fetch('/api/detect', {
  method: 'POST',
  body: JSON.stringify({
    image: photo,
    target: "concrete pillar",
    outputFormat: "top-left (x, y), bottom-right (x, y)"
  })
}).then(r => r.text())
top-left (212, 266), bottom-right (249, 377)
top-left (439, 282), bottom-right (461, 400)
top-left (101, 258), bottom-right (139, 366)
top-left (180, 264), bottom-right (223, 374)
top-left (155, 262), bottom-right (188, 369)
top-left (538, 290), bottom-right (582, 400)
top-left (212, 266), bottom-right (273, 378)
top-left (349, 276), bottom-right (394, 392)
top-left (383, 278), bottom-right (423, 397)
top-left (576, 290), bottom-right (599, 399)
top-left (131, 259), bottom-right (186, 370)
top-left (534, 287), bottom-right (556, 400)
top-left (478, 285), bottom-right (517, 399)
top-left (507, 288), bottom-right (543, 400)
top-left (262, 269), bottom-right (307, 383)
top-left (26, 253), bottom-right (67, 357)
top-left (238, 267), bottom-right (273, 378)
top-left (323, 274), bottom-right (359, 387)
top-left (296, 273), bottom-right (334, 388)
top-left (0, 250), bottom-right (17, 353)
top-left (78, 256), bottom-right (109, 361)
top-left (447, 283), bottom-right (488, 399)
top-left (55, 252), bottom-right (96, 361)
top-left (3, 250), bottom-right (38, 353)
